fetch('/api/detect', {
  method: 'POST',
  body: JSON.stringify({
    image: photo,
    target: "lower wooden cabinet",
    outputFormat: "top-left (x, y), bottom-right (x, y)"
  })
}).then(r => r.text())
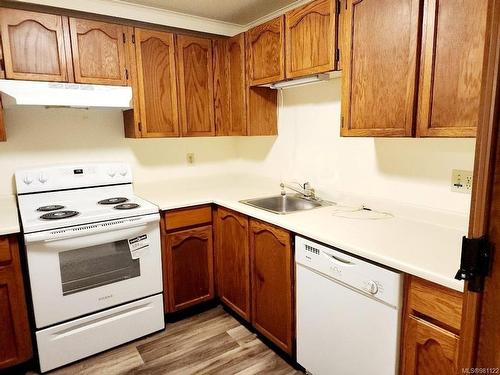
top-left (400, 276), bottom-right (463, 375)
top-left (249, 219), bottom-right (294, 355)
top-left (215, 207), bottom-right (251, 321)
top-left (0, 236), bottom-right (32, 369)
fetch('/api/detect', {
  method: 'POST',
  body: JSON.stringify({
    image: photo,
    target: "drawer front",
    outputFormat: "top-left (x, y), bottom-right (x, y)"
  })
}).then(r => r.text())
top-left (164, 205), bottom-right (212, 231)
top-left (407, 276), bottom-right (463, 331)
top-left (0, 237), bottom-right (12, 266)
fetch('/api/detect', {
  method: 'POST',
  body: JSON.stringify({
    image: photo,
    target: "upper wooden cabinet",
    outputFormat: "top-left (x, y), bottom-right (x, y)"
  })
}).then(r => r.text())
top-left (341, 0), bottom-right (420, 137)
top-left (285, 0), bottom-right (337, 78)
top-left (215, 207), bottom-right (251, 321)
top-left (214, 33), bottom-right (247, 136)
top-left (250, 219), bottom-right (294, 355)
top-left (176, 35), bottom-right (215, 136)
top-left (417, 0), bottom-right (488, 137)
top-left (246, 16), bottom-right (285, 86)
top-left (69, 18), bottom-right (128, 85)
top-left (0, 236), bottom-right (32, 369)
top-left (0, 8), bottom-right (70, 82)
top-left (133, 28), bottom-right (179, 137)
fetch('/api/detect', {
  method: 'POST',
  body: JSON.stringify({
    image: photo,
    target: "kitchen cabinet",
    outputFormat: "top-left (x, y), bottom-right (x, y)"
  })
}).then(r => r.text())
top-left (162, 206), bottom-right (214, 312)
top-left (131, 28), bottom-right (179, 137)
top-left (249, 219), bottom-right (294, 354)
top-left (247, 87), bottom-right (278, 136)
top-left (401, 276), bottom-right (463, 374)
top-left (0, 8), bottom-right (71, 82)
top-left (416, 0), bottom-right (488, 137)
top-left (246, 16), bottom-right (285, 86)
top-left (0, 236), bottom-right (32, 369)
top-left (215, 207), bottom-right (251, 321)
top-left (176, 35), bottom-right (215, 137)
top-left (214, 34), bottom-right (247, 136)
top-left (341, 0), bottom-right (420, 137)
top-left (69, 18), bottom-right (128, 85)
top-left (285, 0), bottom-right (338, 78)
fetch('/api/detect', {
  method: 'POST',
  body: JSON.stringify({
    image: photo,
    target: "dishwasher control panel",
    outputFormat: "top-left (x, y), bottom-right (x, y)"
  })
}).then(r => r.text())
top-left (295, 236), bottom-right (402, 308)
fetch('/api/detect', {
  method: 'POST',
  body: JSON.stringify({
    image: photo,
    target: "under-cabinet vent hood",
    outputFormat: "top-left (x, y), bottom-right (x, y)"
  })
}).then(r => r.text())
top-left (259, 71), bottom-right (342, 89)
top-left (0, 80), bottom-right (132, 109)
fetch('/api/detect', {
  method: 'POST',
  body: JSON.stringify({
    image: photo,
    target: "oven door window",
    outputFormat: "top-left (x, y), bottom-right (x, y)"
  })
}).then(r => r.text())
top-left (58, 240), bottom-right (140, 296)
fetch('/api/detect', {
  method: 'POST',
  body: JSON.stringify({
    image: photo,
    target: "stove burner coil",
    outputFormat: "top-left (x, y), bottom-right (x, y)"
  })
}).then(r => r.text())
top-left (113, 203), bottom-right (140, 210)
top-left (37, 205), bottom-right (65, 212)
top-left (40, 210), bottom-right (79, 220)
top-left (98, 197), bottom-right (129, 205)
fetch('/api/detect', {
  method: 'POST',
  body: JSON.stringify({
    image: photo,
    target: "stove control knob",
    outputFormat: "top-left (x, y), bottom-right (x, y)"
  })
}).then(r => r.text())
top-left (107, 170), bottom-right (116, 177)
top-left (119, 169), bottom-right (128, 177)
top-left (23, 175), bottom-right (33, 185)
top-left (38, 173), bottom-right (48, 184)
top-left (367, 280), bottom-right (379, 295)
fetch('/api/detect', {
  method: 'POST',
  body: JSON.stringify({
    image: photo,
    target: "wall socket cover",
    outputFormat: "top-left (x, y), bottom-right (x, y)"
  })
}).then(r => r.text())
top-left (451, 169), bottom-right (473, 194)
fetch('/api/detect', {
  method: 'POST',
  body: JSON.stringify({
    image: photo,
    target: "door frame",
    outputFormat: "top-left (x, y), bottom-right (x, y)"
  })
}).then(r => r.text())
top-left (458, 0), bottom-right (500, 371)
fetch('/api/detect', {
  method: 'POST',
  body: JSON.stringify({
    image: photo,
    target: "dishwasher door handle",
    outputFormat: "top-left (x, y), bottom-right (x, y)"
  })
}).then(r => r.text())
top-left (323, 251), bottom-right (355, 266)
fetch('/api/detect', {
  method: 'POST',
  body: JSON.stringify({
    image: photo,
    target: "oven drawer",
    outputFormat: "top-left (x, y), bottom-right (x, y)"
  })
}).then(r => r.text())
top-left (36, 293), bottom-right (164, 373)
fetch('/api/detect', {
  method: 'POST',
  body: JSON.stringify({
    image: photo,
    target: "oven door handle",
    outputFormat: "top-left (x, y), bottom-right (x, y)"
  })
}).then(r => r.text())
top-left (24, 213), bottom-right (160, 243)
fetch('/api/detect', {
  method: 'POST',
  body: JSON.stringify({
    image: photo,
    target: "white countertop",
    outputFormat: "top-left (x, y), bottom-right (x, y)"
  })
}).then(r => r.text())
top-left (0, 195), bottom-right (20, 235)
top-left (135, 175), bottom-right (467, 292)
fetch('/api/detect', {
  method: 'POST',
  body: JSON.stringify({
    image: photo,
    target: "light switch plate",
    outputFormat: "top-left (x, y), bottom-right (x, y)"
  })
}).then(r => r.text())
top-left (451, 169), bottom-right (473, 193)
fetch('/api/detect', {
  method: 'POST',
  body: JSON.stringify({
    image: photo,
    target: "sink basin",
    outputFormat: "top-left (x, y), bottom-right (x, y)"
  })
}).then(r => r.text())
top-left (240, 195), bottom-right (332, 214)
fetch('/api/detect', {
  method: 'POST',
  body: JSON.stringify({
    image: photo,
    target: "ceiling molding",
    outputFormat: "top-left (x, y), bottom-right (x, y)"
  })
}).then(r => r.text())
top-left (244, 0), bottom-right (312, 29)
top-left (13, 0), bottom-right (246, 36)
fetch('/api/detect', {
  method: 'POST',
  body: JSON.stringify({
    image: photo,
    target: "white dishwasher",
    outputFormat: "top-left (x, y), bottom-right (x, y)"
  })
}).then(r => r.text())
top-left (296, 236), bottom-right (403, 375)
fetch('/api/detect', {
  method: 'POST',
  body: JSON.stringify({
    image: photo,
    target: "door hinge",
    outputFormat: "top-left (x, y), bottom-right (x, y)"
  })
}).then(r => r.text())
top-left (125, 68), bottom-right (129, 80)
top-left (138, 122), bottom-right (142, 133)
top-left (132, 34), bottom-right (136, 44)
top-left (337, 0), bottom-right (341, 15)
top-left (455, 235), bottom-right (492, 292)
top-left (335, 48), bottom-right (340, 62)
top-left (122, 33), bottom-right (126, 43)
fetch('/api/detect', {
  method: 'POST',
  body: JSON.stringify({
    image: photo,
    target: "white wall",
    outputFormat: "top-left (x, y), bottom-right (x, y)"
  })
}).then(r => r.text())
top-left (0, 78), bottom-right (476, 214)
top-left (236, 79), bottom-right (476, 213)
top-left (0, 107), bottom-right (238, 195)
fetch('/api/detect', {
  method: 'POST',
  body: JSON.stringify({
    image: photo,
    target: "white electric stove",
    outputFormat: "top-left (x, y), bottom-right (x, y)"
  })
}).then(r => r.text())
top-left (15, 162), bottom-right (164, 373)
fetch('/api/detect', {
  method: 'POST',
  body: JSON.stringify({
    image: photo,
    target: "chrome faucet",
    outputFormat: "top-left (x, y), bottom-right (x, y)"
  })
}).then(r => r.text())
top-left (280, 181), bottom-right (317, 200)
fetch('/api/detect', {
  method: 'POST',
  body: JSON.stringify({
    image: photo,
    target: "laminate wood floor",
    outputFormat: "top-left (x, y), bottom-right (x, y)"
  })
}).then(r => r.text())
top-left (28, 306), bottom-right (303, 375)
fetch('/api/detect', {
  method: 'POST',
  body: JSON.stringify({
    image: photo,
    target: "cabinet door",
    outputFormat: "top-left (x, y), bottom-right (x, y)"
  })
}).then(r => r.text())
top-left (250, 219), bottom-right (293, 354)
top-left (402, 316), bottom-right (459, 375)
top-left (69, 18), bottom-right (128, 85)
top-left (135, 28), bottom-right (179, 137)
top-left (165, 225), bottom-right (214, 312)
top-left (176, 35), bottom-right (215, 137)
top-left (0, 8), bottom-right (70, 82)
top-left (417, 0), bottom-right (488, 137)
top-left (341, 0), bottom-right (420, 137)
top-left (285, 0), bottom-right (337, 78)
top-left (246, 16), bottom-right (285, 86)
top-left (215, 208), bottom-right (250, 321)
top-left (0, 237), bottom-right (32, 369)
top-left (214, 34), bottom-right (247, 136)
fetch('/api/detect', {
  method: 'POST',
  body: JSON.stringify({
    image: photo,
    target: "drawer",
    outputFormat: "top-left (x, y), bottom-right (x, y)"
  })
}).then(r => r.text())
top-left (164, 205), bottom-right (212, 231)
top-left (0, 237), bottom-right (12, 265)
top-left (407, 276), bottom-right (463, 331)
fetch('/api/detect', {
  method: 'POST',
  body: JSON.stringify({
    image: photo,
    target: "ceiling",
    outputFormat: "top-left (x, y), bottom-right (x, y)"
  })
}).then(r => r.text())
top-left (116, 0), bottom-right (302, 25)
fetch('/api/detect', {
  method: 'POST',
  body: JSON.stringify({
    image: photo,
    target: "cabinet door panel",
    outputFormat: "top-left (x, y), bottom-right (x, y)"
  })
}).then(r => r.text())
top-left (216, 208), bottom-right (250, 321)
top-left (247, 16), bottom-right (285, 86)
top-left (69, 18), bottom-right (127, 85)
top-left (165, 225), bottom-right (214, 312)
top-left (0, 237), bottom-right (32, 369)
top-left (0, 8), bottom-right (68, 81)
top-left (341, 0), bottom-right (420, 136)
top-left (417, 0), bottom-right (488, 137)
top-left (403, 316), bottom-right (459, 375)
top-left (135, 29), bottom-right (179, 137)
top-left (176, 35), bottom-right (215, 136)
top-left (285, 0), bottom-right (337, 78)
top-left (250, 220), bottom-right (293, 354)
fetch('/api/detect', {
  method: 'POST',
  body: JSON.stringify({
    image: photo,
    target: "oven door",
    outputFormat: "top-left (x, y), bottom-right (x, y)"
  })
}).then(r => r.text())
top-left (24, 213), bottom-right (162, 329)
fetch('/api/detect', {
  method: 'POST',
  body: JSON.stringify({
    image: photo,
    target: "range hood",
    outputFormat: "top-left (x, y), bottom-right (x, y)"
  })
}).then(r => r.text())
top-left (0, 79), bottom-right (132, 109)
top-left (259, 71), bottom-right (342, 89)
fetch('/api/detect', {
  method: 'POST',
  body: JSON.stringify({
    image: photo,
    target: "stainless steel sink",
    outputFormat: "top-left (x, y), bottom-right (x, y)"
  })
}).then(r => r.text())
top-left (240, 195), bottom-right (332, 214)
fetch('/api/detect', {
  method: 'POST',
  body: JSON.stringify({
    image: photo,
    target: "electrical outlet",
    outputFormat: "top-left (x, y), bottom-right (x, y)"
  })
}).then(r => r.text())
top-left (186, 153), bottom-right (195, 165)
top-left (451, 169), bottom-right (473, 194)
